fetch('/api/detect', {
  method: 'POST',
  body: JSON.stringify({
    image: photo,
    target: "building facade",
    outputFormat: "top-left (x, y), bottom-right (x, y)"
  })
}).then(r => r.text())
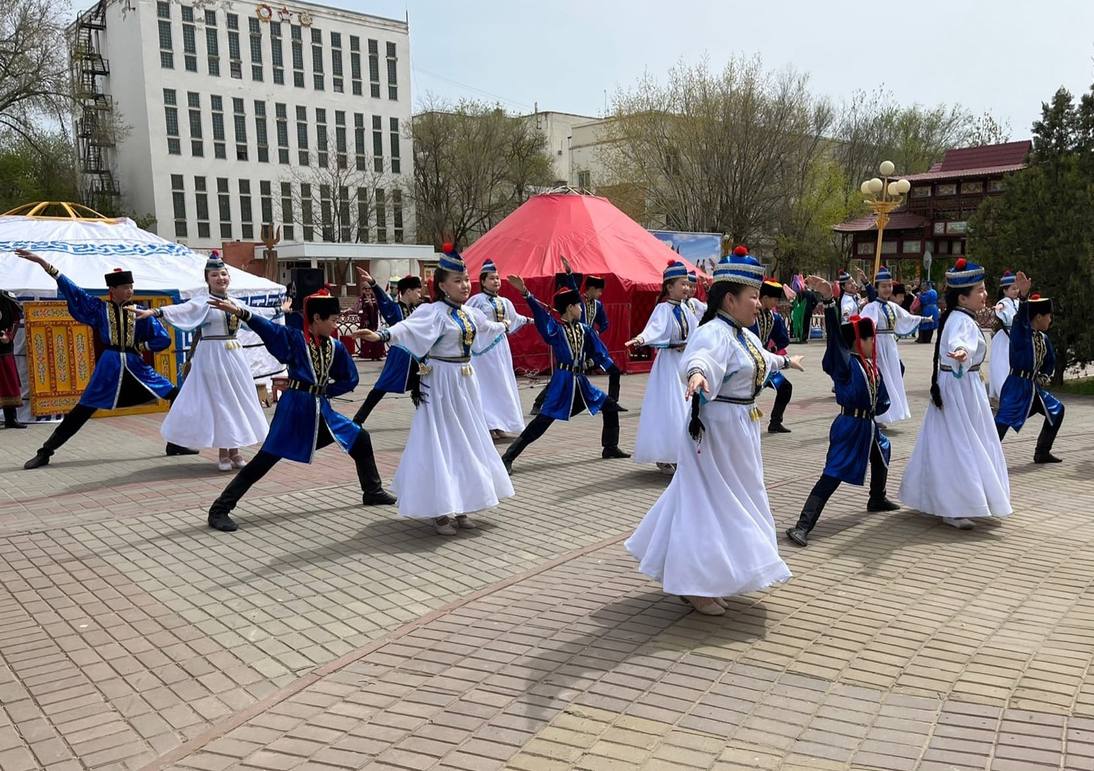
top-left (73, 0), bottom-right (413, 252)
top-left (833, 141), bottom-right (1032, 280)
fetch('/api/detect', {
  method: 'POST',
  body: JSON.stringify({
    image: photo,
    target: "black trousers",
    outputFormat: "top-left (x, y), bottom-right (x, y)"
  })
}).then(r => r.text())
top-left (795, 439), bottom-right (888, 533)
top-left (36, 385), bottom-right (181, 457)
top-left (996, 395), bottom-right (1064, 456)
top-left (505, 394), bottom-right (621, 463)
top-left (209, 420), bottom-right (383, 517)
top-left (769, 379), bottom-right (792, 425)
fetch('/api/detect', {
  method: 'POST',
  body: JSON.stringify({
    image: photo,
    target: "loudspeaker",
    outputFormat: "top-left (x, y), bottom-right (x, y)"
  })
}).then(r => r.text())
top-left (289, 268), bottom-right (325, 311)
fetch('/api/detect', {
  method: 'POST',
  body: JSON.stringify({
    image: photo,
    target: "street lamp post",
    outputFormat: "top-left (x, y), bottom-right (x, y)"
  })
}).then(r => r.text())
top-left (860, 161), bottom-right (911, 279)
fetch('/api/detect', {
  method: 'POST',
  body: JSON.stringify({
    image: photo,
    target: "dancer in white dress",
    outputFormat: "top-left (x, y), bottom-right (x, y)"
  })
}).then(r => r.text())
top-left (858, 265), bottom-right (929, 426)
top-left (625, 248), bottom-right (804, 616)
top-left (899, 258), bottom-right (1012, 529)
top-left (466, 259), bottom-right (531, 439)
top-left (625, 260), bottom-right (698, 472)
top-left (356, 244), bottom-right (513, 535)
top-left (988, 270), bottom-right (1020, 402)
top-left (131, 255), bottom-right (282, 471)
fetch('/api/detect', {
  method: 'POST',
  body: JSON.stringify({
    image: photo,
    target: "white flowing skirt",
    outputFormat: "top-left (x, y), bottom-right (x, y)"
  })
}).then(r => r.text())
top-left (988, 330), bottom-right (1010, 401)
top-left (474, 337), bottom-right (526, 434)
top-left (633, 348), bottom-right (688, 464)
top-left (625, 402), bottom-right (792, 598)
top-left (160, 341), bottom-right (269, 449)
top-left (875, 335), bottom-right (910, 425)
top-left (393, 360), bottom-right (515, 519)
top-left (899, 369), bottom-right (1011, 519)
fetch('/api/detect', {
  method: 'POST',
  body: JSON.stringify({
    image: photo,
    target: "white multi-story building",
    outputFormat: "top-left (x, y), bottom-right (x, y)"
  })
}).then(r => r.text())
top-left (73, 0), bottom-right (413, 252)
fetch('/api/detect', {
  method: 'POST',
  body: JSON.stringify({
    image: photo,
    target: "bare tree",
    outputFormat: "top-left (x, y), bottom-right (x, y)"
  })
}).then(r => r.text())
top-left (410, 98), bottom-right (554, 247)
top-left (0, 0), bottom-right (71, 146)
top-left (598, 56), bottom-right (834, 246)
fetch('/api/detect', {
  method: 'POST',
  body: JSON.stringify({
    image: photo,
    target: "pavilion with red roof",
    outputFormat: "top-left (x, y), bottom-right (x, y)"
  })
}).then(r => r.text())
top-left (833, 140), bottom-right (1031, 280)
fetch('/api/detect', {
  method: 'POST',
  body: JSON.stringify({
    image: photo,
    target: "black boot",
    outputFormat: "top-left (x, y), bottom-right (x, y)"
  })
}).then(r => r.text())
top-left (786, 494), bottom-right (826, 547)
top-left (1033, 406), bottom-right (1063, 464)
top-left (166, 442), bottom-right (199, 456)
top-left (3, 406), bottom-right (26, 429)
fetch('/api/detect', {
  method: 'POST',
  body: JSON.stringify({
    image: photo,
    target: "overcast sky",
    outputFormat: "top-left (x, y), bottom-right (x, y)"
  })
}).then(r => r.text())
top-left (339, 0), bottom-right (1094, 137)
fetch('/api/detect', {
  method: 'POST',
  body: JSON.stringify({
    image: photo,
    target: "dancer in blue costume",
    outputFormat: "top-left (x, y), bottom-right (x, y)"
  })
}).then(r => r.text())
top-left (749, 278), bottom-right (795, 433)
top-left (994, 271), bottom-right (1065, 464)
top-left (15, 249), bottom-right (197, 469)
top-left (785, 277), bottom-right (898, 547)
top-left (501, 275), bottom-right (630, 473)
top-left (351, 270), bottom-right (424, 424)
top-left (205, 289), bottom-right (395, 531)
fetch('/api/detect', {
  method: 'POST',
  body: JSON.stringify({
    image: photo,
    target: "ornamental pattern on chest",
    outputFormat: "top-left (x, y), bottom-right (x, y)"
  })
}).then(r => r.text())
top-left (309, 338), bottom-right (334, 385)
top-left (105, 303), bottom-right (136, 347)
top-left (563, 321), bottom-right (586, 362)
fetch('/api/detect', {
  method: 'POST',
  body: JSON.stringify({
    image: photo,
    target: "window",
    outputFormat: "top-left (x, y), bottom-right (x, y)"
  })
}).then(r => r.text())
top-left (301, 183), bottom-right (313, 240)
top-left (205, 12), bottom-right (220, 75)
top-left (960, 180), bottom-right (984, 195)
top-left (254, 100), bottom-right (268, 163)
top-left (367, 39), bottom-right (380, 98)
top-left (187, 92), bottom-right (203, 156)
top-left (349, 35), bottom-right (362, 96)
top-left (171, 174), bottom-right (187, 238)
top-left (280, 182), bottom-right (294, 239)
top-left (270, 21), bottom-right (284, 85)
top-left (356, 187), bottom-right (369, 242)
top-left (392, 189), bottom-right (403, 243)
top-left (389, 117), bottom-right (400, 174)
top-left (375, 188), bottom-right (387, 242)
top-left (353, 113), bottom-right (366, 171)
top-left (331, 31), bottom-right (343, 93)
top-left (386, 41), bottom-right (398, 100)
top-left (217, 177), bottom-right (232, 239)
top-left (226, 13), bottom-right (242, 78)
top-left (260, 180), bottom-right (273, 226)
top-left (158, 15), bottom-right (174, 69)
top-left (211, 94), bottom-right (226, 159)
top-left (320, 184), bottom-right (333, 240)
top-left (275, 103), bottom-right (289, 164)
top-left (311, 28), bottom-right (324, 90)
top-left (195, 176), bottom-right (210, 239)
top-left (164, 89), bottom-right (180, 155)
top-left (239, 179), bottom-right (253, 239)
top-left (232, 97), bottom-right (247, 160)
top-left (290, 24), bottom-right (304, 87)
top-left (247, 17), bottom-right (263, 80)
top-left (335, 110), bottom-right (347, 169)
top-left (296, 106), bottom-right (309, 165)
top-left (372, 115), bottom-right (383, 172)
top-left (181, 6), bottom-right (197, 71)
top-left (316, 108), bottom-right (328, 168)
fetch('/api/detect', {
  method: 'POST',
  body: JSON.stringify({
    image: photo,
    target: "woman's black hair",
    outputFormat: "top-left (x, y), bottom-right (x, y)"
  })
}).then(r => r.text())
top-left (930, 285), bottom-right (976, 409)
top-left (699, 281), bottom-right (751, 325)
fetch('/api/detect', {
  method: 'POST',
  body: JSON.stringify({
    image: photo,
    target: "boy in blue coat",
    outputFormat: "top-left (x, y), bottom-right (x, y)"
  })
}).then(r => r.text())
top-left (15, 249), bottom-right (197, 469)
top-left (501, 276), bottom-right (629, 473)
top-left (351, 271), bottom-right (424, 424)
top-left (995, 272), bottom-right (1064, 463)
top-left (786, 277), bottom-right (899, 547)
top-left (205, 290), bottom-right (395, 531)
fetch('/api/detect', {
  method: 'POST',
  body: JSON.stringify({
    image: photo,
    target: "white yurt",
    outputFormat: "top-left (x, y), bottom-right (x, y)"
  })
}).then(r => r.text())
top-left (0, 202), bottom-right (287, 423)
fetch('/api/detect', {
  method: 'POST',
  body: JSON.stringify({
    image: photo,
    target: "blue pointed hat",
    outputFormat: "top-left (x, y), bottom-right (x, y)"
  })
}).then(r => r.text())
top-left (663, 260), bottom-right (688, 281)
top-left (438, 242), bottom-right (466, 273)
top-left (945, 258), bottom-right (985, 288)
top-left (712, 246), bottom-right (764, 288)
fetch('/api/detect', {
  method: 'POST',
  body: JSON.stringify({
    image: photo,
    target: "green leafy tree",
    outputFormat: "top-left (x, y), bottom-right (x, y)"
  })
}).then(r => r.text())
top-left (969, 85), bottom-right (1094, 384)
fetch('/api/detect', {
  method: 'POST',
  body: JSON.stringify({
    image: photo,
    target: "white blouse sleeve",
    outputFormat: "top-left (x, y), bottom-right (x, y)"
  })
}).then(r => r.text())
top-left (158, 298), bottom-right (211, 332)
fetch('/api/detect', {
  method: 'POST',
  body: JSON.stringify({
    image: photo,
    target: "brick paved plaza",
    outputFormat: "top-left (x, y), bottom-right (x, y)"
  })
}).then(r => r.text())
top-left (1, 341), bottom-right (1092, 771)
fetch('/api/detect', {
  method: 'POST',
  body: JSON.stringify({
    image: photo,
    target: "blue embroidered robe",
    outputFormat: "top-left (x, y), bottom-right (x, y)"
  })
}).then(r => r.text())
top-left (995, 299), bottom-right (1063, 432)
top-left (821, 302), bottom-right (892, 485)
top-left (749, 308), bottom-right (791, 390)
top-left (367, 284), bottom-right (420, 393)
top-left (245, 313), bottom-right (362, 462)
top-left (522, 292), bottom-right (614, 421)
top-left (54, 274), bottom-right (175, 409)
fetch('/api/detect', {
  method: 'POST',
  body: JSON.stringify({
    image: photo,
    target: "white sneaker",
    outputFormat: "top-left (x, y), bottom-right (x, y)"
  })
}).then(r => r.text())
top-left (943, 517), bottom-right (975, 530)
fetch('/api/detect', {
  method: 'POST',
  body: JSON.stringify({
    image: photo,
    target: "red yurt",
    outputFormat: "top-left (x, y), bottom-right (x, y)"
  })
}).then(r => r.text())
top-left (463, 192), bottom-right (706, 373)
